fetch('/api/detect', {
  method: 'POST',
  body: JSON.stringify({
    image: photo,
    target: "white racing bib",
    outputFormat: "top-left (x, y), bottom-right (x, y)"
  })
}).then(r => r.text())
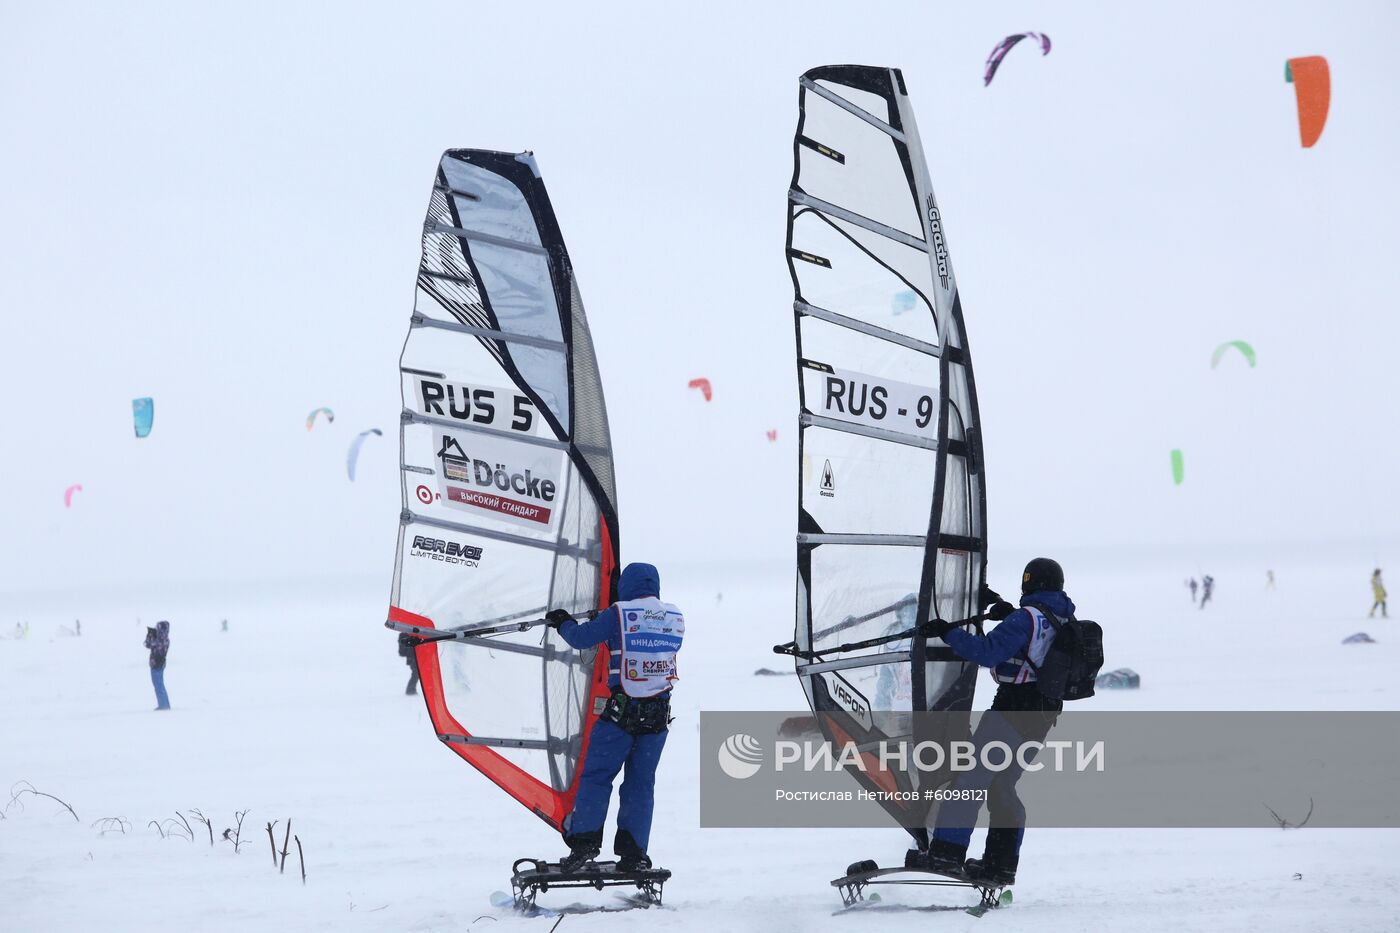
top-left (616, 597), bottom-right (685, 698)
top-left (996, 606), bottom-right (1058, 685)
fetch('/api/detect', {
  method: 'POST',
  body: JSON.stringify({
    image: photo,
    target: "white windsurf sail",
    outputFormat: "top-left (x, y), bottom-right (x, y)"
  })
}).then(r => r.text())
top-left (778, 65), bottom-right (988, 840)
top-left (387, 150), bottom-right (619, 831)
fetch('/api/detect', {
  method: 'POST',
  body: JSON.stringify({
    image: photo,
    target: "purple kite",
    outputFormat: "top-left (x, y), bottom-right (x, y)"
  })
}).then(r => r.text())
top-left (984, 32), bottom-right (1052, 86)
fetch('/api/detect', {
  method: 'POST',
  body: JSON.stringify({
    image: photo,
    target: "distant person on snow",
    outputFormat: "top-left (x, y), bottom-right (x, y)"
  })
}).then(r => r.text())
top-left (144, 621), bottom-right (171, 711)
top-left (398, 633), bottom-right (421, 695)
top-left (1189, 577), bottom-right (1198, 604)
top-left (547, 562), bottom-right (683, 873)
top-left (916, 558), bottom-right (1075, 885)
top-left (1199, 575), bottom-right (1214, 609)
top-left (1266, 570), bottom-right (1276, 590)
top-left (1371, 569), bottom-right (1388, 618)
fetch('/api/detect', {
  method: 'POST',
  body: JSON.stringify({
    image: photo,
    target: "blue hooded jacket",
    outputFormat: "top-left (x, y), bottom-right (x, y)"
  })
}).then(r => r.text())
top-left (558, 563), bottom-right (667, 690)
top-left (942, 590), bottom-right (1076, 682)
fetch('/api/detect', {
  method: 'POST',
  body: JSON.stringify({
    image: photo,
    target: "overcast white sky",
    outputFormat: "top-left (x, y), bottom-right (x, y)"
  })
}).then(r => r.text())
top-left (2, 1), bottom-right (1397, 595)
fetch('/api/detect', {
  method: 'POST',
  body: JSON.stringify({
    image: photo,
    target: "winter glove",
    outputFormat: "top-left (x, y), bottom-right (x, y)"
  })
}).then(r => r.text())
top-left (919, 618), bottom-right (955, 639)
top-left (545, 609), bottom-right (574, 629)
top-left (980, 583), bottom-right (1014, 621)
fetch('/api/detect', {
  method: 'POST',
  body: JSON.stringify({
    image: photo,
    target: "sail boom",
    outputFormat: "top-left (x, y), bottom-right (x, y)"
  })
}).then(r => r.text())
top-left (441, 734), bottom-right (554, 751)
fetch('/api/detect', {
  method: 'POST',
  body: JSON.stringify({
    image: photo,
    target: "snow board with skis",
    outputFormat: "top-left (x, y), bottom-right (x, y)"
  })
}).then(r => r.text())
top-left (832, 859), bottom-right (1011, 915)
top-left (509, 857), bottom-right (671, 912)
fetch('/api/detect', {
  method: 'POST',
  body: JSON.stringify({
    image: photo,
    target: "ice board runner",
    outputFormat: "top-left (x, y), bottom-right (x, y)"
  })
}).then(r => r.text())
top-left (510, 858), bottom-right (671, 912)
top-left (832, 859), bottom-right (1011, 915)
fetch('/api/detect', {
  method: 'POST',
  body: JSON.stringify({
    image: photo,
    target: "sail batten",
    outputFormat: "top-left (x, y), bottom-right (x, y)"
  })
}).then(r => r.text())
top-left (790, 190), bottom-right (928, 251)
top-left (799, 413), bottom-right (942, 450)
top-left (427, 221), bottom-right (552, 256)
top-left (402, 409), bottom-right (573, 450)
top-left (390, 149), bottom-right (619, 832)
top-left (402, 509), bottom-right (597, 556)
top-left (411, 314), bottom-right (568, 350)
top-left (787, 65), bottom-right (988, 842)
top-left (799, 76), bottom-right (907, 140)
top-left (796, 301), bottom-right (941, 356)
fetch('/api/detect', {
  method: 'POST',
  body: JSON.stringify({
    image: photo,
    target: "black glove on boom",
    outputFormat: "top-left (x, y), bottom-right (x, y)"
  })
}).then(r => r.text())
top-left (919, 618), bottom-right (955, 639)
top-left (979, 583), bottom-right (1014, 621)
top-left (545, 609), bottom-right (574, 629)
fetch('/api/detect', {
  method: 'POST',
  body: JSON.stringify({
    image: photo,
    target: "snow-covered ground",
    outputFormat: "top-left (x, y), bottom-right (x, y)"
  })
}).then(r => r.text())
top-left (4, 550), bottom-right (1397, 932)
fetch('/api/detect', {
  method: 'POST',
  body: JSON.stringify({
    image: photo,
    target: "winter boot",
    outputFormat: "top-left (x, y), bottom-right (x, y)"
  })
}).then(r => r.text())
top-left (923, 838), bottom-right (968, 876)
top-left (559, 830), bottom-right (602, 872)
top-left (964, 828), bottom-right (1019, 885)
top-left (614, 830), bottom-right (651, 872)
top-left (963, 858), bottom-right (1016, 885)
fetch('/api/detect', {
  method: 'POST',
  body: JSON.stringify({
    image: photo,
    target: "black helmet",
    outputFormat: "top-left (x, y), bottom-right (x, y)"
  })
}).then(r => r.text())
top-left (1022, 557), bottom-right (1064, 595)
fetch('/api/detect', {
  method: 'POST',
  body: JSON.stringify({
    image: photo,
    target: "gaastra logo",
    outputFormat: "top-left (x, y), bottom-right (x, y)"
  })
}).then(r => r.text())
top-left (820, 459), bottom-right (836, 498)
top-left (409, 535), bottom-right (483, 567)
top-left (925, 193), bottom-right (950, 290)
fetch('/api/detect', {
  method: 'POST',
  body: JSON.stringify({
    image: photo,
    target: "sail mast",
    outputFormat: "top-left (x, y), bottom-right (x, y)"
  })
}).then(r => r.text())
top-left (388, 150), bottom-right (619, 831)
top-left (784, 66), bottom-right (988, 839)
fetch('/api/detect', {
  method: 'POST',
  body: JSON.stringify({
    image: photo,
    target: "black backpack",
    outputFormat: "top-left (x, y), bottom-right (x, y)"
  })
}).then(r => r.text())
top-left (1025, 603), bottom-right (1104, 701)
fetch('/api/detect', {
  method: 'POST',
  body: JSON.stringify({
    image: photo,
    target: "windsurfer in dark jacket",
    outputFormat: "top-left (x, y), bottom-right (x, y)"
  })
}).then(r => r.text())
top-left (545, 562), bottom-right (684, 873)
top-left (915, 557), bottom-right (1073, 885)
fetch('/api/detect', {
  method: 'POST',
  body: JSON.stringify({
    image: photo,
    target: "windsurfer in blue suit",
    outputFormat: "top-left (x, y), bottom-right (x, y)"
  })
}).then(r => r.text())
top-left (546, 562), bottom-right (684, 873)
top-left (916, 557), bottom-right (1074, 886)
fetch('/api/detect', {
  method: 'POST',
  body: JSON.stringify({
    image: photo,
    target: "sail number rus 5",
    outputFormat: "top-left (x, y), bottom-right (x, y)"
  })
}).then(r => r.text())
top-left (804, 361), bottom-right (937, 441)
top-left (414, 375), bottom-right (538, 435)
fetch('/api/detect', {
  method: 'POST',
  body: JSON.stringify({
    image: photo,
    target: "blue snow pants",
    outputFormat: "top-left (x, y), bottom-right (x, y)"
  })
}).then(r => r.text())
top-left (932, 711), bottom-right (1035, 855)
top-left (566, 718), bottom-right (668, 851)
top-left (151, 667), bottom-right (170, 710)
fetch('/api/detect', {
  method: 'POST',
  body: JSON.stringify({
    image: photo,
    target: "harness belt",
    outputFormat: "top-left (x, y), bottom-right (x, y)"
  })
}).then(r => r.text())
top-left (601, 689), bottom-right (672, 735)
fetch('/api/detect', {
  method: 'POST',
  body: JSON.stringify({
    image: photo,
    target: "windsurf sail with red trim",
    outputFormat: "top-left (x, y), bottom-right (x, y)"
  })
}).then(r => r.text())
top-left (780, 66), bottom-right (988, 843)
top-left (387, 150), bottom-right (619, 831)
